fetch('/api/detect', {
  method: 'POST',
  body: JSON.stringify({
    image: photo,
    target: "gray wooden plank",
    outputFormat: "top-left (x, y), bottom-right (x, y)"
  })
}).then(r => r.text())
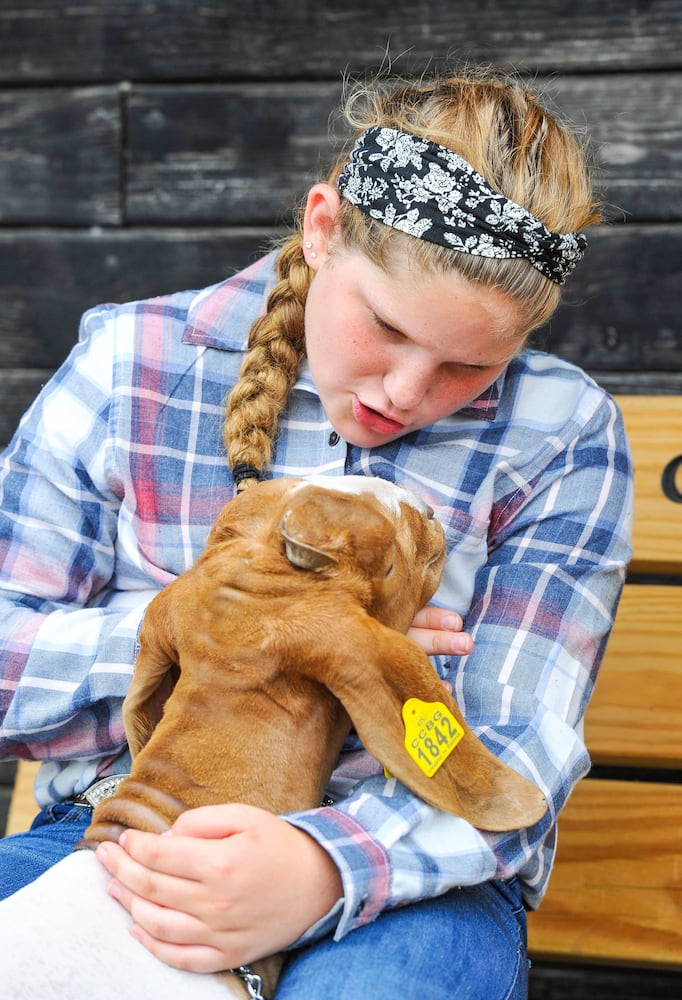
top-left (125, 83), bottom-right (342, 225)
top-left (0, 228), bottom-right (274, 369)
top-left (123, 74), bottom-right (682, 227)
top-left (1, 1), bottom-right (682, 83)
top-left (0, 370), bottom-right (54, 449)
top-left (541, 74), bottom-right (682, 223)
top-left (538, 224), bottom-right (682, 373)
top-left (2, 73), bottom-right (679, 227)
top-left (0, 223), bottom-right (680, 376)
top-left (0, 87), bottom-right (121, 224)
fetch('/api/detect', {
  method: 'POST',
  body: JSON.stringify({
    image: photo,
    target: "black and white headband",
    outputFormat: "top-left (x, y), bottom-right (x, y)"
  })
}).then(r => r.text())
top-left (336, 126), bottom-right (587, 285)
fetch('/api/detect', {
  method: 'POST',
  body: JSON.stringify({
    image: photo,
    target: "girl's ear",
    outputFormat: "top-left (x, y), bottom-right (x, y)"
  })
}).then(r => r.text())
top-left (302, 183), bottom-right (342, 270)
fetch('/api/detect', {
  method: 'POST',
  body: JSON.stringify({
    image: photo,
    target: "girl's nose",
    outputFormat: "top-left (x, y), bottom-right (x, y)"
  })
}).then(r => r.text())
top-left (384, 364), bottom-right (433, 411)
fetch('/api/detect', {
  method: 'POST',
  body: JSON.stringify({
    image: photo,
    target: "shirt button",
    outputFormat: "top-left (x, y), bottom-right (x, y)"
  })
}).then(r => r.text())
top-left (328, 431), bottom-right (340, 446)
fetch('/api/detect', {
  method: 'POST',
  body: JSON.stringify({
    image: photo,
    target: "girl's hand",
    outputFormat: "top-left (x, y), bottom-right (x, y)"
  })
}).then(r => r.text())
top-left (96, 804), bottom-right (343, 973)
top-left (408, 605), bottom-right (472, 656)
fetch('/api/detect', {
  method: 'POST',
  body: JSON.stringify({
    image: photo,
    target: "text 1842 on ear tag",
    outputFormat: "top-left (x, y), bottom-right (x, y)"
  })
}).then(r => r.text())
top-left (402, 698), bottom-right (464, 777)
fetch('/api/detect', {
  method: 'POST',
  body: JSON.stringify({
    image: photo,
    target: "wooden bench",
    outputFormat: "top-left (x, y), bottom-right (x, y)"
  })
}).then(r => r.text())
top-left (527, 394), bottom-right (682, 971)
top-left (4, 394), bottom-right (682, 977)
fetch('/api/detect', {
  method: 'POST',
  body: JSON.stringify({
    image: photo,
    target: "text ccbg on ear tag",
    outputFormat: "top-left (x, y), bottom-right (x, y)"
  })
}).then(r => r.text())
top-left (402, 698), bottom-right (464, 777)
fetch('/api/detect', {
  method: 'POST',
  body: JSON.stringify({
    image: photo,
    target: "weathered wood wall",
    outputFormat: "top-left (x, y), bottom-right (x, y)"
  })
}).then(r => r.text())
top-left (1, 2), bottom-right (681, 995)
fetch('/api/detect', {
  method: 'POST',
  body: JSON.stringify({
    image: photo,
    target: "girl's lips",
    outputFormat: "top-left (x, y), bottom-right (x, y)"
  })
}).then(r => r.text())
top-left (352, 397), bottom-right (406, 434)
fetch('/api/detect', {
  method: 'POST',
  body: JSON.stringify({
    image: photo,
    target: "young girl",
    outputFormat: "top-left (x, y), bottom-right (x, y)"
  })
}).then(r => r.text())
top-left (0, 66), bottom-right (631, 998)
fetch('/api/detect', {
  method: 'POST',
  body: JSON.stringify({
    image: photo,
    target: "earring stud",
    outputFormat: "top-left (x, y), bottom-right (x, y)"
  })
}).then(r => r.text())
top-left (304, 240), bottom-right (317, 259)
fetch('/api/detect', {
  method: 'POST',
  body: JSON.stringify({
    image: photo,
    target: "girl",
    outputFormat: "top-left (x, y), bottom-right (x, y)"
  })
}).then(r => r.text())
top-left (0, 66), bottom-right (632, 998)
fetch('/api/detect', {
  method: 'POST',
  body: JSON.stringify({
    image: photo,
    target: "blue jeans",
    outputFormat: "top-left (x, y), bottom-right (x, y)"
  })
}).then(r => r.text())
top-left (0, 802), bottom-right (92, 899)
top-left (1, 807), bottom-right (529, 999)
top-left (277, 878), bottom-right (529, 1000)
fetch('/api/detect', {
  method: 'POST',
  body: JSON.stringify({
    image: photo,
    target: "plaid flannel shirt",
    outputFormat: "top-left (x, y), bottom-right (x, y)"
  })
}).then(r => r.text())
top-left (0, 251), bottom-right (632, 943)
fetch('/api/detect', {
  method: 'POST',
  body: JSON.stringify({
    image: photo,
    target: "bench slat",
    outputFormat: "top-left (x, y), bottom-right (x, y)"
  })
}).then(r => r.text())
top-left (615, 395), bottom-right (682, 574)
top-left (527, 778), bottom-right (682, 969)
top-left (586, 584), bottom-right (682, 768)
top-left (5, 759), bottom-right (40, 837)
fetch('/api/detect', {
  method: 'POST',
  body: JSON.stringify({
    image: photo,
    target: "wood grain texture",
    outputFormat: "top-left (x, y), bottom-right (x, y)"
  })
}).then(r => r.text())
top-left (2, 224), bottom-right (681, 373)
top-left (586, 585), bottom-right (682, 768)
top-left (614, 396), bottom-right (682, 573)
top-left (1, 1), bottom-right (681, 82)
top-left (0, 370), bottom-right (53, 448)
top-left (4, 760), bottom-right (40, 836)
top-left (0, 228), bottom-right (272, 369)
top-left (123, 74), bottom-right (682, 226)
top-left (527, 779), bottom-right (682, 969)
top-left (0, 87), bottom-right (120, 224)
top-left (125, 83), bottom-right (343, 225)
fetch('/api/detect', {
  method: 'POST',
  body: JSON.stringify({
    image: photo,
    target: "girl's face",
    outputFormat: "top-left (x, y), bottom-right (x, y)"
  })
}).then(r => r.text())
top-left (304, 246), bottom-right (527, 449)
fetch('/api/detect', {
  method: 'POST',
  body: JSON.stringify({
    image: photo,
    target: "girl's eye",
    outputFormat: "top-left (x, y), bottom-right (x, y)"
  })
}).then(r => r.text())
top-left (444, 361), bottom-right (490, 376)
top-left (372, 313), bottom-right (403, 338)
top-left (460, 362), bottom-right (491, 373)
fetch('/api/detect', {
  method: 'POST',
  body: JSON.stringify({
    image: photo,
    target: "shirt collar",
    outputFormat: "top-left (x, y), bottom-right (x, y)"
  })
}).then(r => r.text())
top-left (458, 376), bottom-right (503, 422)
top-left (182, 251), bottom-right (278, 351)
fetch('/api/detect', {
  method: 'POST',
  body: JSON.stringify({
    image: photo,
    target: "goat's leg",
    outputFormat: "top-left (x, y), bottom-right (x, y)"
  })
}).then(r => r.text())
top-left (0, 850), bottom-right (253, 999)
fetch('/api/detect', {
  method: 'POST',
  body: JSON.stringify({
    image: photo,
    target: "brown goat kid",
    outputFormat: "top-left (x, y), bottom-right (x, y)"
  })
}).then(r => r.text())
top-left (79, 475), bottom-right (547, 997)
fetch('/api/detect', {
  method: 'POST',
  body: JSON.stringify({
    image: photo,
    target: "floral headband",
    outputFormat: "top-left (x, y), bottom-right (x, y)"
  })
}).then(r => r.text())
top-left (336, 126), bottom-right (587, 285)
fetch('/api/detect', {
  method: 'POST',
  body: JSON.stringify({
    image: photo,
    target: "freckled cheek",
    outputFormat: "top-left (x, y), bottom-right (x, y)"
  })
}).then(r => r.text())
top-left (429, 370), bottom-right (500, 414)
top-left (345, 332), bottom-right (388, 373)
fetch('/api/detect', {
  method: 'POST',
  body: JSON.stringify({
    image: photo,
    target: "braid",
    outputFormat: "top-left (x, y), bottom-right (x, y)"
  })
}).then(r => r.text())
top-left (224, 234), bottom-right (311, 490)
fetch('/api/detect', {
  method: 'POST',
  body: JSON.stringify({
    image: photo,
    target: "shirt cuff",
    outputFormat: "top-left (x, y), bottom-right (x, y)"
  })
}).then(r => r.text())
top-left (285, 805), bottom-right (392, 943)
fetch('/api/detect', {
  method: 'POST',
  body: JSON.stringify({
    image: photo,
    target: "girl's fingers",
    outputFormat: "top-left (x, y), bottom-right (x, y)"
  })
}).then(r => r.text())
top-left (127, 925), bottom-right (227, 974)
top-left (97, 839), bottom-right (205, 912)
top-left (410, 605), bottom-right (463, 631)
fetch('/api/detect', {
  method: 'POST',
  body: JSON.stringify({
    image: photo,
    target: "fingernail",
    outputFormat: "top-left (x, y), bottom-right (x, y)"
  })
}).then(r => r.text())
top-left (96, 844), bottom-right (108, 863)
top-left (451, 634), bottom-right (472, 654)
top-left (442, 614), bottom-right (461, 630)
top-left (107, 880), bottom-right (121, 901)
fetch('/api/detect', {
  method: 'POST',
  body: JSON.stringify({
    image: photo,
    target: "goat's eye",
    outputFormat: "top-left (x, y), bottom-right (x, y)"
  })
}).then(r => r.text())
top-left (384, 563), bottom-right (394, 577)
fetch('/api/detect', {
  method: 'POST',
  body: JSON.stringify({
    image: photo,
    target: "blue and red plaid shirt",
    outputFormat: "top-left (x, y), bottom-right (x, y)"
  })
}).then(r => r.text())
top-left (0, 251), bottom-right (632, 942)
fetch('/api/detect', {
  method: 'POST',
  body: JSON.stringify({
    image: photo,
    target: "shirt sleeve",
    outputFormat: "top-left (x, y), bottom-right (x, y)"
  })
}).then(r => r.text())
top-left (0, 306), bottom-right (158, 778)
top-left (285, 392), bottom-right (633, 943)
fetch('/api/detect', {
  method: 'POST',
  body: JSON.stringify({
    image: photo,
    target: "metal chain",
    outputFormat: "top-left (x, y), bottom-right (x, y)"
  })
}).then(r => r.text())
top-left (231, 965), bottom-right (269, 1000)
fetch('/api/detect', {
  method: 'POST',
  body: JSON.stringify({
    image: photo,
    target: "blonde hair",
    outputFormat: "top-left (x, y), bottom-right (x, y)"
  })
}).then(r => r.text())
top-left (224, 67), bottom-right (602, 489)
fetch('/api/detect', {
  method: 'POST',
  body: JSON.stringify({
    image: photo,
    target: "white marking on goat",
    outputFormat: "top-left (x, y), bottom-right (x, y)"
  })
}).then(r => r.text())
top-left (296, 475), bottom-right (430, 516)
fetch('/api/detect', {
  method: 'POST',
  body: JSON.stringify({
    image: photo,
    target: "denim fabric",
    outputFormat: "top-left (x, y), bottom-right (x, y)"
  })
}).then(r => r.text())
top-left (0, 804), bottom-right (91, 900)
top-left (277, 878), bottom-right (529, 1000)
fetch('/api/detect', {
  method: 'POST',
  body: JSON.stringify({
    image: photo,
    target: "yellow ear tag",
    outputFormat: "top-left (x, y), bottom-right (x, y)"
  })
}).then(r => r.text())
top-left (402, 698), bottom-right (465, 777)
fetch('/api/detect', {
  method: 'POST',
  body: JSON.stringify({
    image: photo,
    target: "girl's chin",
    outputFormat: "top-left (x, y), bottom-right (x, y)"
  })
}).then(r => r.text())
top-left (339, 422), bottom-right (408, 449)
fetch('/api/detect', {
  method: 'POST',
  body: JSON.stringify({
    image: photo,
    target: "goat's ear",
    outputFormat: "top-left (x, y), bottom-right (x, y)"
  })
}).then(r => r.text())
top-left (325, 618), bottom-right (547, 832)
top-left (123, 594), bottom-right (180, 758)
top-left (279, 489), bottom-right (393, 574)
top-left (280, 515), bottom-right (338, 571)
